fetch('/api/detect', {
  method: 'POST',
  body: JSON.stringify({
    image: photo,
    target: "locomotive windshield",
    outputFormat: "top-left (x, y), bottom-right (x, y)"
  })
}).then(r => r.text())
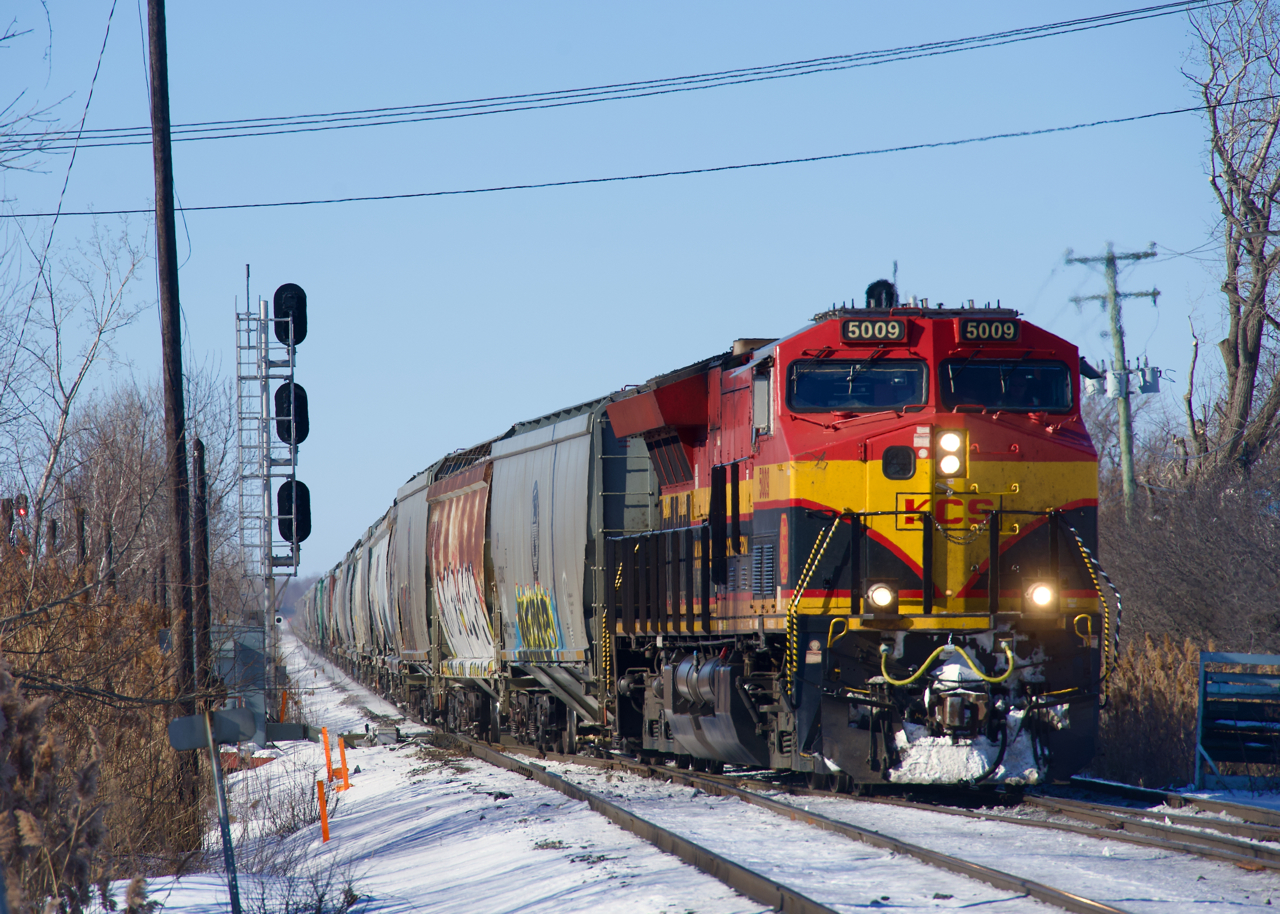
top-left (787, 359), bottom-right (927, 412)
top-left (939, 359), bottom-right (1072, 412)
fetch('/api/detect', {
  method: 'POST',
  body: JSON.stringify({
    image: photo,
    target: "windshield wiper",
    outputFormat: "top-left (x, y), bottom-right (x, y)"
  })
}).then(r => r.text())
top-left (839, 349), bottom-right (888, 398)
top-left (945, 347), bottom-right (986, 395)
top-left (997, 351), bottom-right (1035, 395)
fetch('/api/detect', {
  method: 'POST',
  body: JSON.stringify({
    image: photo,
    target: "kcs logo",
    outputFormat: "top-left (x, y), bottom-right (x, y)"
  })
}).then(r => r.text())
top-left (895, 494), bottom-right (995, 529)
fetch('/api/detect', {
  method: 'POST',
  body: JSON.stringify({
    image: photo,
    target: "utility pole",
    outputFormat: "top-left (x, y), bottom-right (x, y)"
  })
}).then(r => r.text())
top-left (1067, 242), bottom-right (1159, 524)
top-left (148, 0), bottom-right (197, 808)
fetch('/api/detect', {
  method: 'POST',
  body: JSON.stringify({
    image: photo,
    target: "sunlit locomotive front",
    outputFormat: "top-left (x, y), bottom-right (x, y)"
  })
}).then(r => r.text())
top-left (605, 282), bottom-right (1102, 786)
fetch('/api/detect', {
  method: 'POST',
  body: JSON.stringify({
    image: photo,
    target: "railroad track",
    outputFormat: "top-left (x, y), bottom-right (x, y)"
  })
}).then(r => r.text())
top-left (1067, 775), bottom-right (1280, 829)
top-left (586, 753), bottom-right (1280, 875)
top-left (428, 733), bottom-right (1128, 914)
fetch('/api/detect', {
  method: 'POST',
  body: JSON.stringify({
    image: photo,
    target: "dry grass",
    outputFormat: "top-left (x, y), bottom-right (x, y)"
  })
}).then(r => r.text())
top-left (1093, 634), bottom-right (1202, 789)
top-left (0, 551), bottom-right (205, 911)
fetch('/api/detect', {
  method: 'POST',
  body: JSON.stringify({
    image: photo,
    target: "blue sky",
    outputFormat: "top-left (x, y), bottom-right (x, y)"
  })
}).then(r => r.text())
top-left (3, 2), bottom-right (1222, 574)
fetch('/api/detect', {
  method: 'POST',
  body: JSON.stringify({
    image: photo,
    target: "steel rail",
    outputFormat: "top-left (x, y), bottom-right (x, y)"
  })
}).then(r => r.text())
top-left (447, 738), bottom-right (1129, 914)
top-left (429, 733), bottom-right (841, 914)
top-left (723, 775), bottom-right (1280, 872)
top-left (1069, 776), bottom-right (1280, 829)
top-left (1022, 795), bottom-right (1280, 868)
top-left (1042, 798), bottom-right (1280, 844)
top-left (638, 762), bottom-right (1280, 870)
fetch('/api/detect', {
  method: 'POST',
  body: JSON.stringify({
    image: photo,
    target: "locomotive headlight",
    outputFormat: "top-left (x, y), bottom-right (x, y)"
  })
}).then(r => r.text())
top-left (1026, 582), bottom-right (1055, 609)
top-left (865, 581), bottom-right (898, 615)
top-left (935, 429), bottom-right (967, 478)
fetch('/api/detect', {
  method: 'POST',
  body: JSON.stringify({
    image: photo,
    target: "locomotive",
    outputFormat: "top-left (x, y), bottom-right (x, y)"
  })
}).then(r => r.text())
top-left (296, 280), bottom-right (1105, 786)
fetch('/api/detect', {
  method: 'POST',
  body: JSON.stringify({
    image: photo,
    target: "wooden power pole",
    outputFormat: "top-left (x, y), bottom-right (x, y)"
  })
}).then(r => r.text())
top-left (1067, 243), bottom-right (1159, 523)
top-left (147, 0), bottom-right (195, 715)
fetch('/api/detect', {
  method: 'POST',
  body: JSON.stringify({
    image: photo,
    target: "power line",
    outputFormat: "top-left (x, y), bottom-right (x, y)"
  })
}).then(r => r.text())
top-left (0, 100), bottom-right (1212, 219)
top-left (0, 0), bottom-right (118, 412)
top-left (1, 1), bottom-right (1220, 154)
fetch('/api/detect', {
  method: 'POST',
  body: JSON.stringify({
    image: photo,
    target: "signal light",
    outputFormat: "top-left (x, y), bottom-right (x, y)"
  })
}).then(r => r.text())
top-left (13, 495), bottom-right (27, 518)
top-left (274, 382), bottom-right (310, 445)
top-left (277, 480), bottom-right (312, 543)
top-left (273, 283), bottom-right (307, 346)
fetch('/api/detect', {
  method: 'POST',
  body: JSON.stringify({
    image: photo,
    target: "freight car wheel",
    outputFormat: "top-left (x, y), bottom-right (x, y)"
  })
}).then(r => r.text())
top-left (675, 754), bottom-right (691, 770)
top-left (691, 758), bottom-right (708, 773)
top-left (807, 770), bottom-right (830, 791)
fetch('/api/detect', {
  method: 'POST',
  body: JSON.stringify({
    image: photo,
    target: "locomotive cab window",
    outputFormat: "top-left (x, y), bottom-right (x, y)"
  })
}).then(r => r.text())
top-left (939, 359), bottom-right (1072, 412)
top-left (787, 359), bottom-right (927, 412)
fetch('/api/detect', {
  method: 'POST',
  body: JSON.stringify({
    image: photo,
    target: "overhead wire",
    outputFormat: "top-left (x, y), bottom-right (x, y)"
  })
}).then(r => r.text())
top-left (0, 0), bottom-right (118, 413)
top-left (1, 1), bottom-right (1222, 153)
top-left (0, 98), bottom-right (1244, 220)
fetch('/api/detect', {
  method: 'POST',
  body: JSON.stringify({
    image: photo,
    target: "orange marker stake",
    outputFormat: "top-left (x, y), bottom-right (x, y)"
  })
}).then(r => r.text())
top-left (338, 738), bottom-right (351, 791)
top-left (317, 780), bottom-right (330, 842)
top-left (321, 727), bottom-right (334, 782)
top-left (279, 689), bottom-right (289, 722)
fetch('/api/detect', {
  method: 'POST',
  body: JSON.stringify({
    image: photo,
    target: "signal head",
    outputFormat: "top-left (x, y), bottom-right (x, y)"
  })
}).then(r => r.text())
top-left (273, 283), bottom-right (308, 346)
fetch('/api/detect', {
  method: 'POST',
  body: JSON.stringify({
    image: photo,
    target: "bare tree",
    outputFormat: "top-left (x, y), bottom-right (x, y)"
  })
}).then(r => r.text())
top-left (1185, 1), bottom-right (1280, 472)
top-left (0, 220), bottom-right (147, 564)
top-left (0, 16), bottom-right (59, 173)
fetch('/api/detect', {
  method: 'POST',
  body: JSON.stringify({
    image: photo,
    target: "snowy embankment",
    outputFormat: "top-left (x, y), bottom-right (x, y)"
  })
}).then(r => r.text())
top-left (132, 631), bottom-right (757, 914)
top-left (129, 628), bottom-right (1280, 913)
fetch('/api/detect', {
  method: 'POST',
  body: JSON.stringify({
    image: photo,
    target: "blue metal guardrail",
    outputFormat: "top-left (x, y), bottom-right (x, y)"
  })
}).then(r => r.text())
top-left (1195, 652), bottom-right (1280, 789)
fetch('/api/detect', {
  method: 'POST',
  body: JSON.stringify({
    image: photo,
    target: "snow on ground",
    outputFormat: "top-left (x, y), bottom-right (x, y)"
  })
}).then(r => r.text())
top-left (1187, 790), bottom-right (1280, 814)
top-left (126, 628), bottom-right (1280, 913)
top-left (537, 759), bottom-right (1055, 912)
top-left (135, 630), bottom-right (765, 913)
top-left (762, 793), bottom-right (1280, 913)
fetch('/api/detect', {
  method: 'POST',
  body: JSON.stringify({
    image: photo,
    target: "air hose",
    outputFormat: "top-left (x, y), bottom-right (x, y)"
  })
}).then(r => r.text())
top-left (878, 642), bottom-right (1015, 687)
top-left (972, 714), bottom-right (1009, 785)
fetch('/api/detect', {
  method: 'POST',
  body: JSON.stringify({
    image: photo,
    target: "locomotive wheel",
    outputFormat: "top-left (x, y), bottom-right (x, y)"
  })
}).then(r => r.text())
top-left (806, 770), bottom-right (830, 791)
top-left (832, 773), bottom-right (853, 794)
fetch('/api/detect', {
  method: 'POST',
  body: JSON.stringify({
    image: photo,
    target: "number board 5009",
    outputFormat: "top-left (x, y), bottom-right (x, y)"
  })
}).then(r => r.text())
top-left (842, 319), bottom-right (907, 344)
top-left (959, 319), bottom-right (1020, 343)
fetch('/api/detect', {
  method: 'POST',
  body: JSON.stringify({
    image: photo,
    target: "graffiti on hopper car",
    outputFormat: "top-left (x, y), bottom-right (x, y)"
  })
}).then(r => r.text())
top-left (515, 581), bottom-right (563, 654)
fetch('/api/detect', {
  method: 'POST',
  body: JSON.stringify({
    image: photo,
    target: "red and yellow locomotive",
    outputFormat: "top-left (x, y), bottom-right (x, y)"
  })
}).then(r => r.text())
top-left (299, 280), bottom-right (1105, 786)
top-left (604, 281), bottom-right (1101, 784)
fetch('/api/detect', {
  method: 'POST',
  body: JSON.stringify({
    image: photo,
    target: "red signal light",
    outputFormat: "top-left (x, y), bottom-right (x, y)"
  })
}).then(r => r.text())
top-left (14, 495), bottom-right (27, 518)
